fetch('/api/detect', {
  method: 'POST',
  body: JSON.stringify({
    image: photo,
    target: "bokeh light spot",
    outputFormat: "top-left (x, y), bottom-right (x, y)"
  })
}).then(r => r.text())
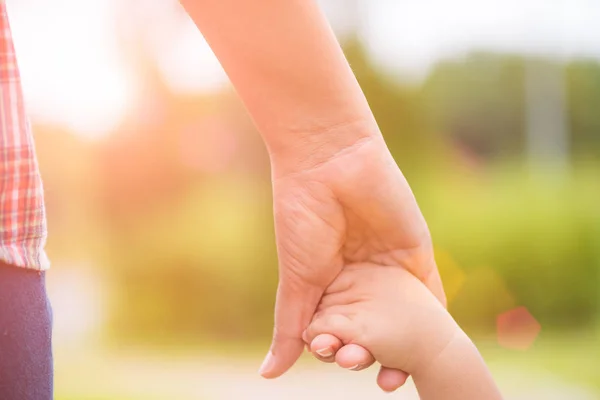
top-left (497, 306), bottom-right (541, 351)
top-left (435, 250), bottom-right (466, 303)
top-left (449, 266), bottom-right (517, 332)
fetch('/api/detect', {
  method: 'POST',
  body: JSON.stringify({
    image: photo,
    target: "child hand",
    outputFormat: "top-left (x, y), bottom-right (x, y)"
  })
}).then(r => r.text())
top-left (304, 263), bottom-right (458, 376)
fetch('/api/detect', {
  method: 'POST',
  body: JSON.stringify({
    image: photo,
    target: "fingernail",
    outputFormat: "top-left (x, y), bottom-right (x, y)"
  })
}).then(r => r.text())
top-left (259, 351), bottom-right (275, 376)
top-left (315, 348), bottom-right (333, 358)
top-left (349, 364), bottom-right (362, 371)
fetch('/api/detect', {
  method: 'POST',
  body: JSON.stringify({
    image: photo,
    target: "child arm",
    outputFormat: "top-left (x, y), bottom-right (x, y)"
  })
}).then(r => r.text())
top-left (412, 329), bottom-right (503, 400)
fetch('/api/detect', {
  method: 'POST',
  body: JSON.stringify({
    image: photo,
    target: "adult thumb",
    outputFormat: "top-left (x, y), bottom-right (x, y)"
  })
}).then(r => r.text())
top-left (259, 278), bottom-right (324, 379)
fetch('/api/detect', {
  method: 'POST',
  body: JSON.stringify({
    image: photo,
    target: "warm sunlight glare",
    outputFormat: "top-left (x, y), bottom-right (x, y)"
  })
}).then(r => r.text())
top-left (9, 0), bottom-right (134, 139)
top-left (156, 17), bottom-right (229, 94)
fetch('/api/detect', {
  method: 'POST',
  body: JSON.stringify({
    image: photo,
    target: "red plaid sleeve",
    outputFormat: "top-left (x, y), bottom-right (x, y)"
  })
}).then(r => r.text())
top-left (0, 4), bottom-right (49, 270)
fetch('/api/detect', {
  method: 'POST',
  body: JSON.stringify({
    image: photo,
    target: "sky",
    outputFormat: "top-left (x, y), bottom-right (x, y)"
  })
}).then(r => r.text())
top-left (353, 0), bottom-right (600, 79)
top-left (6, 0), bottom-right (600, 138)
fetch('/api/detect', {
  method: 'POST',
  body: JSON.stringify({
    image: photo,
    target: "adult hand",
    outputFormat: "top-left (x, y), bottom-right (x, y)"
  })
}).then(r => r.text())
top-left (180, 0), bottom-right (444, 390)
top-left (259, 133), bottom-right (446, 392)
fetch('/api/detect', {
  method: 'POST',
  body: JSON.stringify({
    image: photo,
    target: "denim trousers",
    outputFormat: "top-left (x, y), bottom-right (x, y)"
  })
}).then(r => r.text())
top-left (0, 261), bottom-right (53, 399)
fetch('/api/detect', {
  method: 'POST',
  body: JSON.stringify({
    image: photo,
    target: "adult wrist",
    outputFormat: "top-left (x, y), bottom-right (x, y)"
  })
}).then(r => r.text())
top-left (265, 117), bottom-right (384, 178)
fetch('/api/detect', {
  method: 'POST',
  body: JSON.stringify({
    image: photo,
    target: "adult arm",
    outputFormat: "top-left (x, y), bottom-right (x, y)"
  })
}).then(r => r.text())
top-left (179, 0), bottom-right (445, 390)
top-left (179, 0), bottom-right (378, 176)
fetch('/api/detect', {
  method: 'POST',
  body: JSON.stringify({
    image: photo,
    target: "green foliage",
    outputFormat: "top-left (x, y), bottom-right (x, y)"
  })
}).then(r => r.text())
top-left (422, 52), bottom-right (600, 160)
top-left (105, 163), bottom-right (600, 343)
top-left (420, 164), bottom-right (600, 333)
top-left (421, 52), bottom-right (527, 158)
top-left (343, 39), bottom-right (438, 178)
top-left (566, 60), bottom-right (600, 157)
top-left (107, 177), bottom-right (279, 345)
top-left (103, 44), bottom-right (600, 343)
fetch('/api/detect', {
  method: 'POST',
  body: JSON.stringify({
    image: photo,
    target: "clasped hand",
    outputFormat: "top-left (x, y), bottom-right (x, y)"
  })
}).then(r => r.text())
top-left (260, 136), bottom-right (446, 392)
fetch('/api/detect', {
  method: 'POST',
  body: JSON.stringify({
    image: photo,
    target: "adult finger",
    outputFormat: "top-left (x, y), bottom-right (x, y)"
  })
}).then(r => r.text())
top-left (259, 279), bottom-right (323, 379)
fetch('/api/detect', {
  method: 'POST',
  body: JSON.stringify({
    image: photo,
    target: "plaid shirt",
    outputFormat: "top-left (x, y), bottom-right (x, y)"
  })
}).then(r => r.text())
top-left (0, 4), bottom-right (49, 270)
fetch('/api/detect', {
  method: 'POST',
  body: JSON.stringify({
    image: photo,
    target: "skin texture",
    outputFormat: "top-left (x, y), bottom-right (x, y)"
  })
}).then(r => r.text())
top-left (179, 0), bottom-right (446, 391)
top-left (269, 136), bottom-right (445, 380)
top-left (305, 264), bottom-right (503, 400)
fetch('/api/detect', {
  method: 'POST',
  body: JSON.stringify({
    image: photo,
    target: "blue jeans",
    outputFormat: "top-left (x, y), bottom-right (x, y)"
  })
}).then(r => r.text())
top-left (0, 262), bottom-right (53, 399)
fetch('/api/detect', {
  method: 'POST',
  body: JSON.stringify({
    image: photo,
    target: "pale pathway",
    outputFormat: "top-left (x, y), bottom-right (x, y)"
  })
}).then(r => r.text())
top-left (56, 351), bottom-right (598, 399)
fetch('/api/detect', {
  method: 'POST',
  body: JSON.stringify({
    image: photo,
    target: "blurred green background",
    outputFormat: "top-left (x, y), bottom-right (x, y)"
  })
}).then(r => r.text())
top-left (10, 0), bottom-right (600, 398)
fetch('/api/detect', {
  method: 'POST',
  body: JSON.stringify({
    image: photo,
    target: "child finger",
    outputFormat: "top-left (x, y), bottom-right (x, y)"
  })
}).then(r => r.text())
top-left (304, 313), bottom-right (354, 344)
top-left (335, 343), bottom-right (376, 371)
top-left (310, 333), bottom-right (343, 363)
top-left (377, 366), bottom-right (409, 392)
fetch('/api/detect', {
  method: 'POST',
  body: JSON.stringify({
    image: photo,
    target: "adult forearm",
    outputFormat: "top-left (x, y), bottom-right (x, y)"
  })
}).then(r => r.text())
top-left (412, 330), bottom-right (504, 400)
top-left (180, 0), bottom-right (381, 173)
